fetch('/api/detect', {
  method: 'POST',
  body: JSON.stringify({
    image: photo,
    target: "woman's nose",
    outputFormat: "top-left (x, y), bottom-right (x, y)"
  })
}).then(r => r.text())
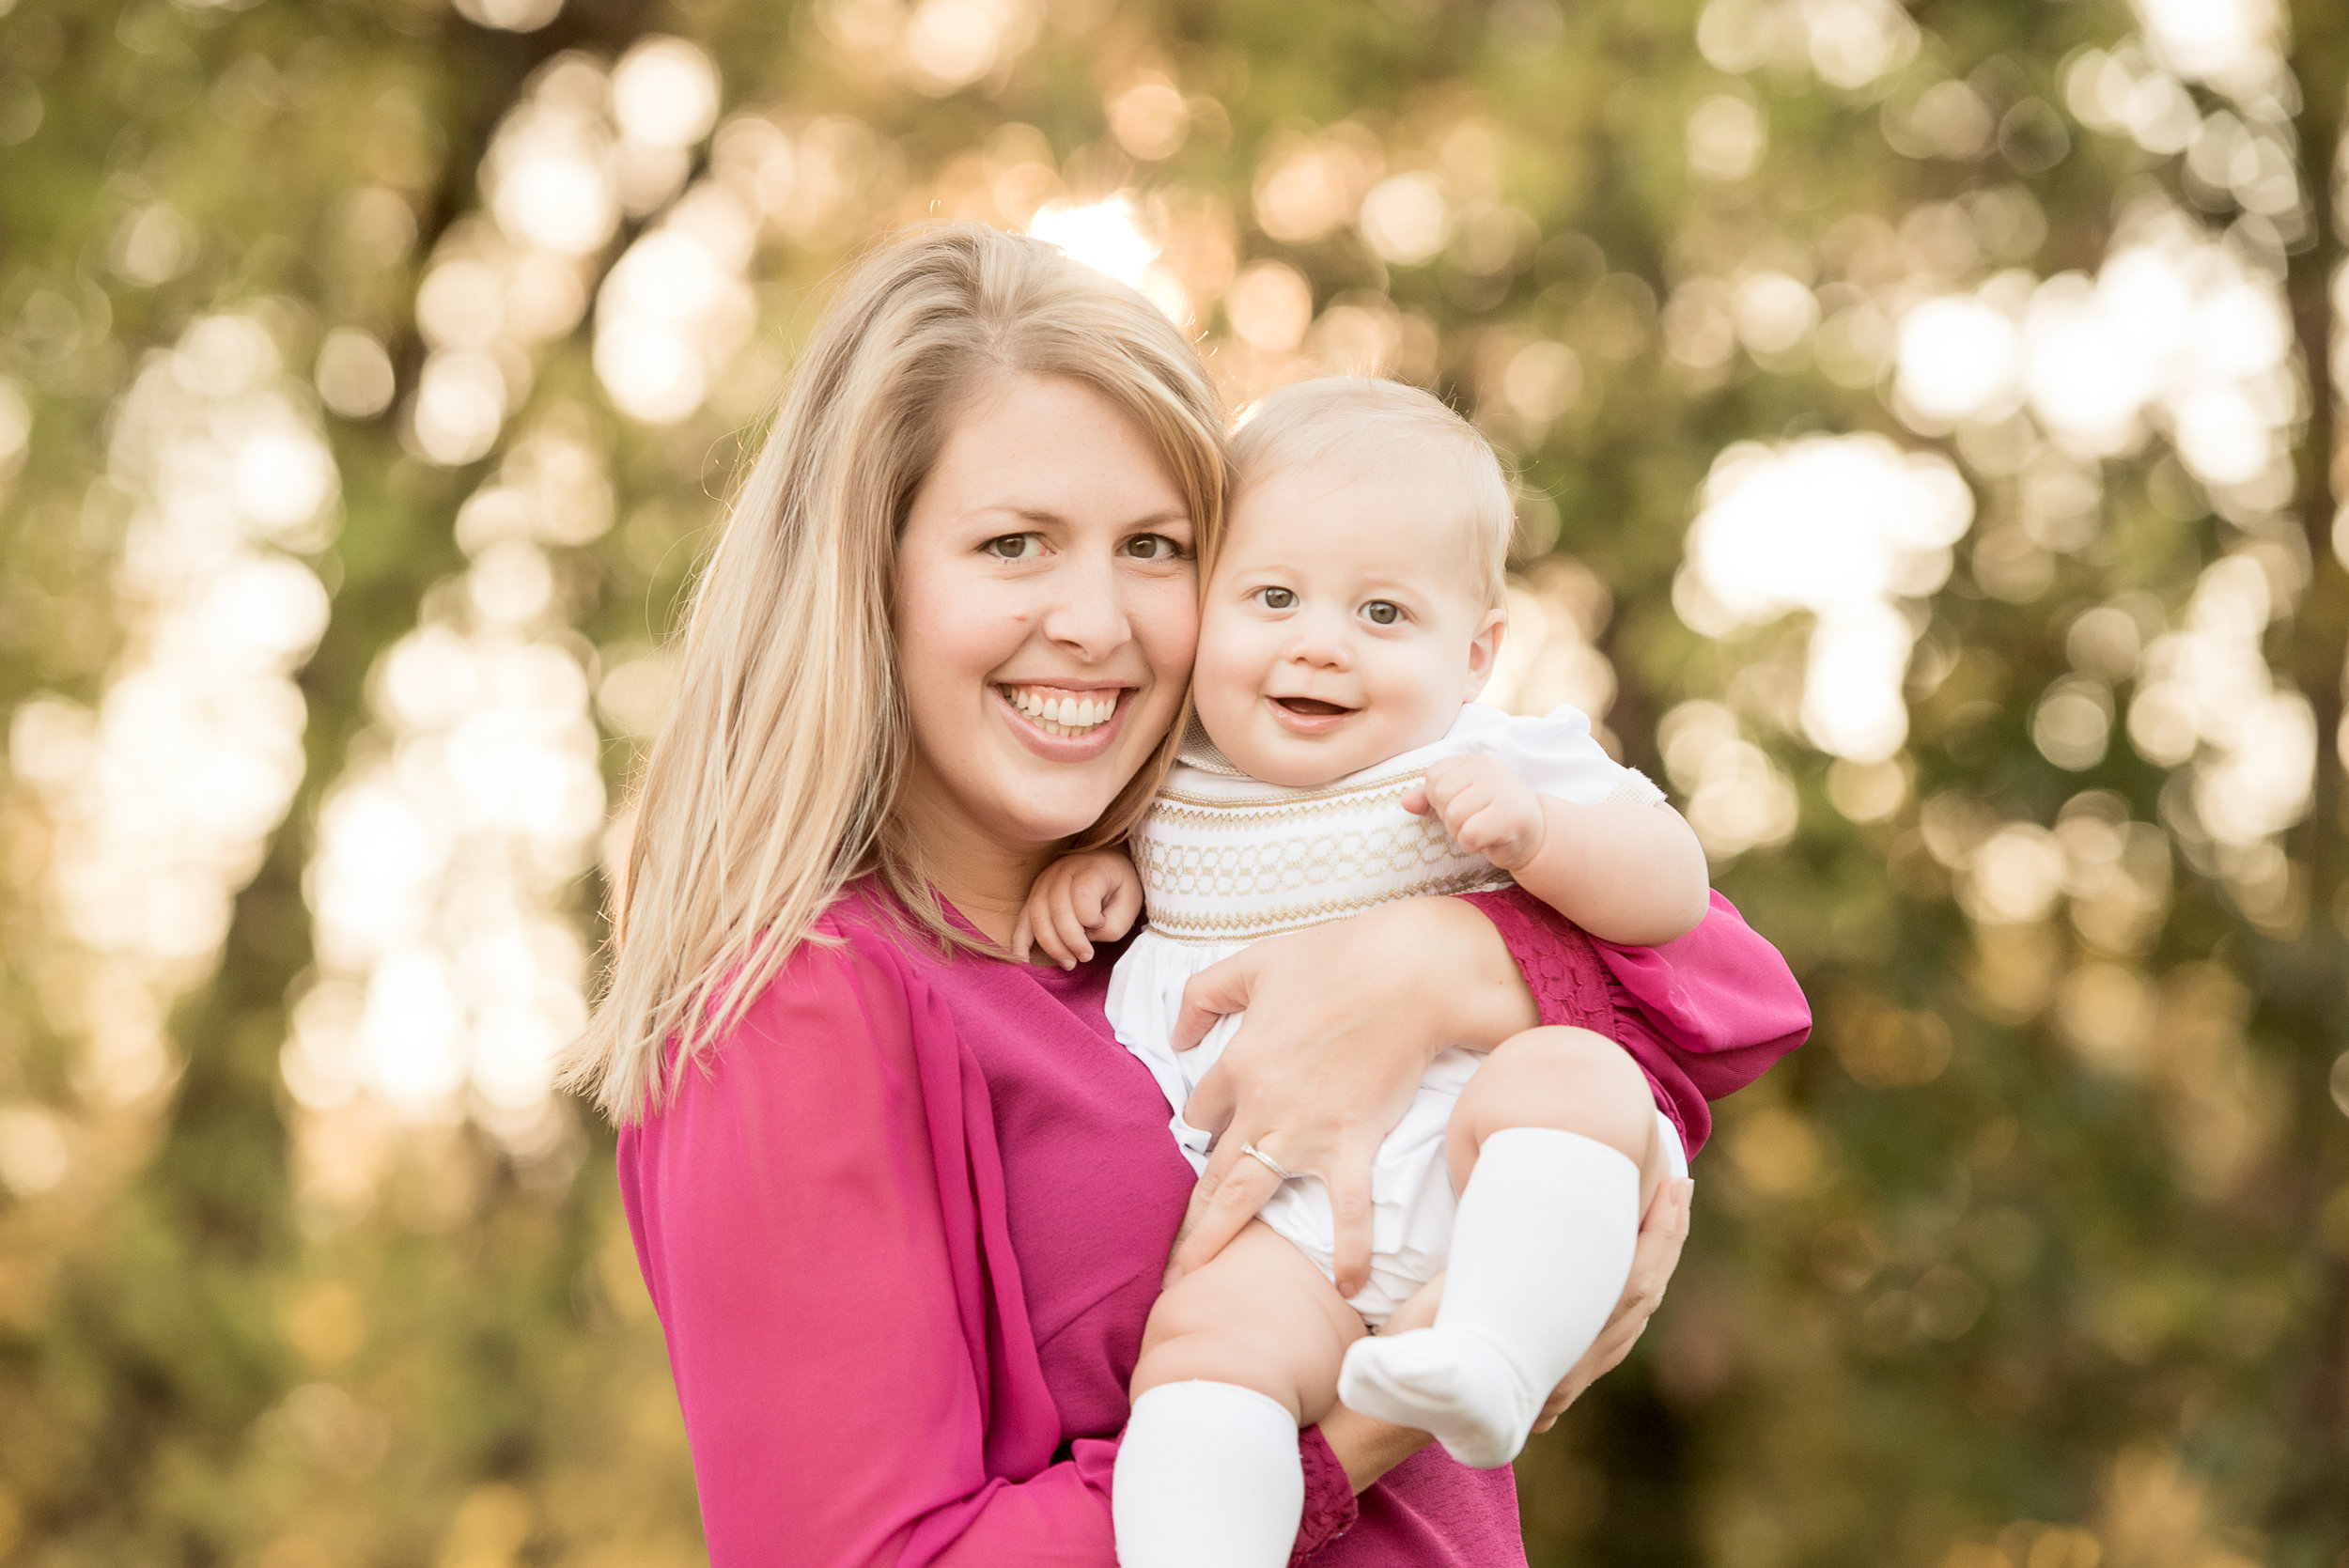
top-left (1037, 551), bottom-right (1131, 658)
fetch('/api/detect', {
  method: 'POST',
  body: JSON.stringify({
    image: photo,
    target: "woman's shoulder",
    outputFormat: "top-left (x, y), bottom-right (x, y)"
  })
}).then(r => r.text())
top-left (689, 888), bottom-right (937, 1077)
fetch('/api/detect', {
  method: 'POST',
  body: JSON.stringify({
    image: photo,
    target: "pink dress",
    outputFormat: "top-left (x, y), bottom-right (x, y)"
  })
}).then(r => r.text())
top-left (616, 885), bottom-right (1807, 1566)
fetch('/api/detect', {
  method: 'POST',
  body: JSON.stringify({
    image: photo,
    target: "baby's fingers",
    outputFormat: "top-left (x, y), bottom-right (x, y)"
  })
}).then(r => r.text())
top-left (1451, 801), bottom-right (1506, 852)
top-left (1101, 876), bottom-right (1144, 939)
top-left (1047, 881), bottom-right (1095, 967)
top-left (1010, 908), bottom-right (1036, 963)
top-left (1436, 784), bottom-right (1493, 838)
top-left (1401, 783), bottom-right (1431, 816)
top-left (1073, 873), bottom-right (1113, 931)
top-left (1030, 908), bottom-right (1076, 967)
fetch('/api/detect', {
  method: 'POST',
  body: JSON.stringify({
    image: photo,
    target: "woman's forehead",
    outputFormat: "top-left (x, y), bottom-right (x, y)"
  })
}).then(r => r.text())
top-left (919, 375), bottom-right (1190, 520)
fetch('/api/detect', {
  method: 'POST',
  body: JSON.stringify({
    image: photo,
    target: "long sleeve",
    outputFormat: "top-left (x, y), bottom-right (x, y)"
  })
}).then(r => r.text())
top-left (618, 933), bottom-right (1115, 1567)
top-left (1458, 886), bottom-right (1810, 1156)
top-left (616, 925), bottom-right (1360, 1567)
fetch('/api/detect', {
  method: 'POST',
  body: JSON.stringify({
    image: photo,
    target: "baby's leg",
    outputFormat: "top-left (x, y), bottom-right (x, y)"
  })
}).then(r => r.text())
top-left (1340, 1027), bottom-right (1662, 1467)
top-left (1115, 1221), bottom-right (1364, 1568)
top-left (1444, 1024), bottom-right (1671, 1214)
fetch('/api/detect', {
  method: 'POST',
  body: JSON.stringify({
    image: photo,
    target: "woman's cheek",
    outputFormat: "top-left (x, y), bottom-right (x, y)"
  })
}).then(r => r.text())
top-left (1137, 570), bottom-right (1202, 688)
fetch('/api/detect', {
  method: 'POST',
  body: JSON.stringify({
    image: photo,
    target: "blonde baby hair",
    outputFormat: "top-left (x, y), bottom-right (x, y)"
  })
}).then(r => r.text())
top-left (564, 223), bottom-right (1228, 1124)
top-left (1230, 377), bottom-right (1513, 606)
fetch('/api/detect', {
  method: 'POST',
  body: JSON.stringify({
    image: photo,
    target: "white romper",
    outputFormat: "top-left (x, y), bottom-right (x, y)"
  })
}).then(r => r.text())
top-left (1106, 701), bottom-right (1674, 1325)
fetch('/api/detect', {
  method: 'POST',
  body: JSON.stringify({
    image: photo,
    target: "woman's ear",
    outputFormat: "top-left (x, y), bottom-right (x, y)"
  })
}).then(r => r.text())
top-left (1463, 609), bottom-right (1507, 701)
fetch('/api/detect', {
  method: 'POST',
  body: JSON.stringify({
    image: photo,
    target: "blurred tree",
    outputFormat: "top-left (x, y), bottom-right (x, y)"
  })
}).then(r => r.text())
top-left (0, 0), bottom-right (2344, 1565)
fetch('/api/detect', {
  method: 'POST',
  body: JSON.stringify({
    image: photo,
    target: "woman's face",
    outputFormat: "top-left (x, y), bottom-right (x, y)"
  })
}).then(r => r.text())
top-left (894, 373), bottom-right (1200, 865)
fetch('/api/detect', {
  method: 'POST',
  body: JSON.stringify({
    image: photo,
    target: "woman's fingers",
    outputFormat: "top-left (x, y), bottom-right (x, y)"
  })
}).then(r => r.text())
top-left (1324, 1146), bottom-right (1377, 1300)
top-left (1173, 950), bottom-right (1256, 1051)
top-left (1179, 1059), bottom-right (1237, 1144)
top-left (1166, 1145), bottom-right (1283, 1281)
top-left (1532, 1177), bottom-right (1694, 1430)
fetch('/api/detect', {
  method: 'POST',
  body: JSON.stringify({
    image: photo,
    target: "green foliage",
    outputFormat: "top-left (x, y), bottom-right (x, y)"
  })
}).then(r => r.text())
top-left (1, 0), bottom-right (2345, 1565)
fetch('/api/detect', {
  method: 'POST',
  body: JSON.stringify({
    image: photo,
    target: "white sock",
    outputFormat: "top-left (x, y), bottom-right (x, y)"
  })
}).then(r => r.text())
top-left (1338, 1127), bottom-right (1639, 1467)
top-left (1113, 1381), bottom-right (1303, 1568)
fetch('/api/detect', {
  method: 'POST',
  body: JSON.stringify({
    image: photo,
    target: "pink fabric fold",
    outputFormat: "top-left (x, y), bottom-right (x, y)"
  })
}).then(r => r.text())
top-left (1465, 889), bottom-right (1811, 1156)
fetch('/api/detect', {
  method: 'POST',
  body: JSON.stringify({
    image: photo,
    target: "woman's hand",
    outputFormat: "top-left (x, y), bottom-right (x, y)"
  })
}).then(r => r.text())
top-left (1163, 897), bottom-right (1538, 1296)
top-left (1531, 1175), bottom-right (1692, 1432)
top-left (1316, 1175), bottom-right (1696, 1492)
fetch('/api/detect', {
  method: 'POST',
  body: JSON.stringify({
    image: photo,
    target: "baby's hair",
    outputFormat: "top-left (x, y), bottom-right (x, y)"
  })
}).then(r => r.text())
top-left (1230, 377), bottom-right (1513, 606)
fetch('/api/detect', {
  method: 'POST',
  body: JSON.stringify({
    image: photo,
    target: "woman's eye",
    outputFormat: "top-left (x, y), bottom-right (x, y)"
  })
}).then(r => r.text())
top-left (1253, 586), bottom-right (1297, 610)
top-left (1124, 533), bottom-right (1188, 561)
top-left (1363, 600), bottom-right (1402, 626)
top-left (984, 534), bottom-right (1042, 560)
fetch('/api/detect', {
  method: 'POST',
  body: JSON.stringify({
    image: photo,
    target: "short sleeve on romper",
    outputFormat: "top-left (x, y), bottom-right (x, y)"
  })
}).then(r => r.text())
top-left (1455, 702), bottom-right (1667, 807)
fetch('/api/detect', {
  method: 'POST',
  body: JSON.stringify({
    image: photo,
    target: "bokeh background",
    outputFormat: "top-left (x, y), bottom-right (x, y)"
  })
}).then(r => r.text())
top-left (3, 0), bottom-right (2347, 1562)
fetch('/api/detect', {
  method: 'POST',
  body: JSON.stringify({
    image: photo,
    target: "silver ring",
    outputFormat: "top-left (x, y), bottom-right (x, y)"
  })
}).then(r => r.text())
top-left (1239, 1141), bottom-right (1295, 1182)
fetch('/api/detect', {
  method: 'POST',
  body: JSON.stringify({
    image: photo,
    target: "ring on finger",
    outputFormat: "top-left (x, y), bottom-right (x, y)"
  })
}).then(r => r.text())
top-left (1238, 1141), bottom-right (1296, 1182)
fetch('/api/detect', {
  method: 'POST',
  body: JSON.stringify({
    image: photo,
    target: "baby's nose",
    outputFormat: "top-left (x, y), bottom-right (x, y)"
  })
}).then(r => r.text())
top-left (1283, 623), bottom-right (1351, 668)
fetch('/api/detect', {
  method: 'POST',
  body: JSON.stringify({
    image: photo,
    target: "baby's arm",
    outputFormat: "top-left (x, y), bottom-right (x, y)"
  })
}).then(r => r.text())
top-left (1405, 753), bottom-right (1709, 947)
top-left (1013, 848), bottom-right (1145, 969)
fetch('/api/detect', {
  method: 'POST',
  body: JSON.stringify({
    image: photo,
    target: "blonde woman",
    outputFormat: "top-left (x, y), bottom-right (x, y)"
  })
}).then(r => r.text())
top-left (567, 225), bottom-right (1740, 1565)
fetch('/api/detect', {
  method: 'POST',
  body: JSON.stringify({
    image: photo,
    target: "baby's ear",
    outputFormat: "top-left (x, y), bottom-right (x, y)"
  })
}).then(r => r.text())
top-left (1463, 607), bottom-right (1507, 700)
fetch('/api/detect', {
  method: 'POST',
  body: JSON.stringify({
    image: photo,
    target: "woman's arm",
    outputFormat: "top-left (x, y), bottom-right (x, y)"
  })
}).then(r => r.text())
top-left (622, 935), bottom-right (1134, 1566)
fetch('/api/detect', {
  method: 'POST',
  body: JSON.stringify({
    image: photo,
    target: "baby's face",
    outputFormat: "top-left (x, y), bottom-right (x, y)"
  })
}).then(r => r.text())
top-left (1193, 456), bottom-right (1503, 787)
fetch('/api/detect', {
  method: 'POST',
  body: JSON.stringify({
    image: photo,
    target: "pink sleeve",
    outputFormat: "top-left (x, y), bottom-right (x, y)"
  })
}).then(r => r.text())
top-left (1459, 887), bottom-right (1811, 1157)
top-left (1586, 891), bottom-right (1812, 1105)
top-left (618, 935), bottom-right (1117, 1567)
top-left (617, 931), bottom-right (1359, 1567)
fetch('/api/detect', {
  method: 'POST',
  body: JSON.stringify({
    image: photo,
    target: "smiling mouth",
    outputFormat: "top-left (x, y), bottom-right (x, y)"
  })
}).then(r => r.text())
top-left (999, 683), bottom-right (1126, 738)
top-left (1270, 696), bottom-right (1356, 718)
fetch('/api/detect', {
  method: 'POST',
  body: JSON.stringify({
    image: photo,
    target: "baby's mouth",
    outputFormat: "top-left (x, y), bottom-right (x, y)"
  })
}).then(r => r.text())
top-left (1269, 696), bottom-right (1356, 718)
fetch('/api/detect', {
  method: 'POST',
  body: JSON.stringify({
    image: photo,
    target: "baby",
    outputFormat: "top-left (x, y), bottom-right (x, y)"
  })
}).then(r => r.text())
top-left (1017, 378), bottom-right (1713, 1568)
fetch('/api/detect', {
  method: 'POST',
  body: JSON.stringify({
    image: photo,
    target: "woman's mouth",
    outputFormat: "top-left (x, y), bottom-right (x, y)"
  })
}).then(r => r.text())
top-left (998, 683), bottom-right (1125, 739)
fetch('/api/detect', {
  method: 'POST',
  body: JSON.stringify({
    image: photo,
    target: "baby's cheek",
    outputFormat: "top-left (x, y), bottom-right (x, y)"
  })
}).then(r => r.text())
top-left (1189, 613), bottom-right (1260, 701)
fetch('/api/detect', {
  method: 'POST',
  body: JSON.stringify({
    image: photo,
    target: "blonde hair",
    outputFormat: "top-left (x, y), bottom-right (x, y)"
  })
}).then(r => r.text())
top-left (565, 224), bottom-right (1227, 1124)
top-left (1231, 377), bottom-right (1513, 605)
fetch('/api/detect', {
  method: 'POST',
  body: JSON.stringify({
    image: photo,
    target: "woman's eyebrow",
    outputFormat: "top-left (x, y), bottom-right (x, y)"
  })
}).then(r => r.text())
top-left (972, 503), bottom-right (1191, 530)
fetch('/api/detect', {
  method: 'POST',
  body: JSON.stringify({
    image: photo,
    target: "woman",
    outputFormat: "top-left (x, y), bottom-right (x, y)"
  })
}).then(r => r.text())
top-left (564, 225), bottom-right (1806, 1564)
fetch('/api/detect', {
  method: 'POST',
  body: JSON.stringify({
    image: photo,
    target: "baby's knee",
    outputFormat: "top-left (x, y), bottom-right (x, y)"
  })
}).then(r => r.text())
top-left (1455, 1027), bottom-right (1655, 1158)
top-left (1130, 1322), bottom-right (1302, 1418)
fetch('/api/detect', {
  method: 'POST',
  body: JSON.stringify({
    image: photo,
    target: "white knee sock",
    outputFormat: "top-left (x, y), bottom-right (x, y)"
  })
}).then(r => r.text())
top-left (1338, 1127), bottom-right (1639, 1467)
top-left (1113, 1380), bottom-right (1303, 1568)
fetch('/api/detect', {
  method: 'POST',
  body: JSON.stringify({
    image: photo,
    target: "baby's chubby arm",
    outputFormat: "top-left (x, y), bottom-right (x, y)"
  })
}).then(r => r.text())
top-left (1012, 848), bottom-right (1146, 969)
top-left (1404, 753), bottom-right (1710, 948)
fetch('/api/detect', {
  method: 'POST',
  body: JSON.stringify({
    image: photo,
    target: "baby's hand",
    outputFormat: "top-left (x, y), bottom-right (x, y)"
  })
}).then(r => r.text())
top-left (1402, 753), bottom-right (1547, 871)
top-left (1012, 850), bottom-right (1145, 969)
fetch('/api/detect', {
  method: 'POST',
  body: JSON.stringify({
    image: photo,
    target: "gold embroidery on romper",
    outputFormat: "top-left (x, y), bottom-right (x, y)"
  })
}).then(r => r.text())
top-left (1143, 869), bottom-right (1515, 943)
top-left (1154, 768), bottom-right (1430, 813)
top-left (1132, 766), bottom-right (1515, 944)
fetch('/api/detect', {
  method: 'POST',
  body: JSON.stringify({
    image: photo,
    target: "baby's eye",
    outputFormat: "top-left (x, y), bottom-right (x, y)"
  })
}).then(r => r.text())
top-left (1252, 586), bottom-right (1298, 610)
top-left (1123, 533), bottom-right (1189, 562)
top-left (984, 533), bottom-right (1042, 561)
top-left (1362, 600), bottom-right (1403, 626)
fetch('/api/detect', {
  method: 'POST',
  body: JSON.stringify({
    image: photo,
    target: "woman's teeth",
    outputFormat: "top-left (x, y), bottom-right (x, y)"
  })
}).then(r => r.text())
top-left (1003, 687), bottom-right (1118, 737)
